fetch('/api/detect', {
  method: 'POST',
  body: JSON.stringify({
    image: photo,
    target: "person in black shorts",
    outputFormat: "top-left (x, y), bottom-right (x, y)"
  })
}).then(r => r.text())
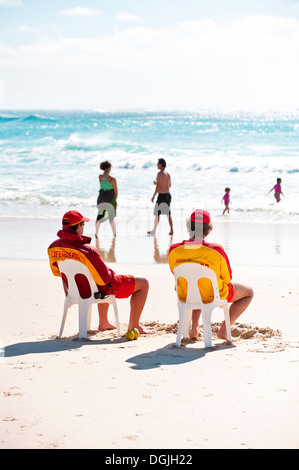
top-left (147, 158), bottom-right (173, 235)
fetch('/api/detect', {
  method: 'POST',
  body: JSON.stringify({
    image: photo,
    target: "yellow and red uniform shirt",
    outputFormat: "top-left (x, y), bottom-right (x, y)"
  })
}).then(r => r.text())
top-left (48, 230), bottom-right (136, 299)
top-left (168, 239), bottom-right (232, 303)
top-left (48, 229), bottom-right (115, 292)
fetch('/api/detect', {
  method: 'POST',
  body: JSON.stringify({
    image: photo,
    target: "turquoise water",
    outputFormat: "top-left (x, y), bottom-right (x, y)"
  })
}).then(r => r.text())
top-left (1, 109), bottom-right (299, 224)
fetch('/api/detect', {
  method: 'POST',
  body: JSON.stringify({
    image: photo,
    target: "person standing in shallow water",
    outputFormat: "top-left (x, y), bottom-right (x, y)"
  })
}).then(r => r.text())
top-left (268, 178), bottom-right (284, 203)
top-left (147, 158), bottom-right (173, 236)
top-left (222, 187), bottom-right (231, 214)
top-left (96, 161), bottom-right (118, 238)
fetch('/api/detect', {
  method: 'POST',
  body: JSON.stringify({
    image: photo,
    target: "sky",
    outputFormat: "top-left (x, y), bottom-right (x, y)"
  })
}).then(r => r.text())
top-left (0, 0), bottom-right (299, 111)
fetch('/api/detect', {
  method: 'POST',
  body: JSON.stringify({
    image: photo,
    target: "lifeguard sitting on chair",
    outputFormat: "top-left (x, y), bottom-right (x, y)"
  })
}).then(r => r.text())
top-left (168, 209), bottom-right (253, 340)
top-left (48, 210), bottom-right (149, 334)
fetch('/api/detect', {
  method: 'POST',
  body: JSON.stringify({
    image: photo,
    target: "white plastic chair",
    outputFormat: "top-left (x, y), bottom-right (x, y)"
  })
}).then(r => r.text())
top-left (57, 259), bottom-right (120, 339)
top-left (173, 263), bottom-right (231, 348)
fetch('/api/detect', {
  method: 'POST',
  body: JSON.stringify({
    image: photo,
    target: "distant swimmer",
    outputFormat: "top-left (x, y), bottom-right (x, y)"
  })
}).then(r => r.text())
top-left (147, 158), bottom-right (173, 236)
top-left (268, 178), bottom-right (284, 203)
top-left (221, 187), bottom-right (231, 214)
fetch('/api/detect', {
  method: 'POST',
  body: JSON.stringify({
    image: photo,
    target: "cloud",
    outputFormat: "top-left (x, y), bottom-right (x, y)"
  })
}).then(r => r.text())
top-left (2, 14), bottom-right (298, 69)
top-left (18, 25), bottom-right (39, 34)
top-left (115, 12), bottom-right (143, 23)
top-left (0, 0), bottom-right (22, 6)
top-left (0, 43), bottom-right (13, 56)
top-left (1, 14), bottom-right (299, 109)
top-left (58, 7), bottom-right (102, 17)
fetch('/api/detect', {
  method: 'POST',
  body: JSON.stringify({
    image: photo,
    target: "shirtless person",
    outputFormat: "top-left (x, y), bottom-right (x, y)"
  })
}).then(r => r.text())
top-left (147, 158), bottom-right (173, 235)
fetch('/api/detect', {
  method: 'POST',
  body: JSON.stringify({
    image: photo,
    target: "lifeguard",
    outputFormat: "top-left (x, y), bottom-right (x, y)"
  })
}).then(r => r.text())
top-left (48, 210), bottom-right (149, 334)
top-left (168, 209), bottom-right (253, 340)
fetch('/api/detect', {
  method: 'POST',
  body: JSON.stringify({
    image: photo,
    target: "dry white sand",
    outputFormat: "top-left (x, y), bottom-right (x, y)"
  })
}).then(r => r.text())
top-left (1, 258), bottom-right (299, 449)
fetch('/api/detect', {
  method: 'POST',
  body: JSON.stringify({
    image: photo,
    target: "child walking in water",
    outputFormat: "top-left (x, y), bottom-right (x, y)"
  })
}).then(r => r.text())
top-left (268, 178), bottom-right (284, 203)
top-left (221, 187), bottom-right (231, 214)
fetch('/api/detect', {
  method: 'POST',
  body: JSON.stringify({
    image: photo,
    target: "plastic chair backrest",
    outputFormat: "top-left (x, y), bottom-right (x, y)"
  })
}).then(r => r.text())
top-left (173, 263), bottom-right (221, 306)
top-left (58, 260), bottom-right (98, 300)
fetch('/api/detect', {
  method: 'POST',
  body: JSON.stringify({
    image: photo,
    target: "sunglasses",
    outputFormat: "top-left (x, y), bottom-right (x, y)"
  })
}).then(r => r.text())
top-left (79, 221), bottom-right (85, 226)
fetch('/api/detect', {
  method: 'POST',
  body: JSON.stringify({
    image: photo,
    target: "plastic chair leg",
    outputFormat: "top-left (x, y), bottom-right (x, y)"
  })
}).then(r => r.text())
top-left (58, 300), bottom-right (69, 338)
top-left (202, 307), bottom-right (213, 348)
top-left (78, 302), bottom-right (89, 339)
top-left (87, 304), bottom-right (93, 332)
top-left (182, 308), bottom-right (192, 338)
top-left (222, 303), bottom-right (231, 341)
top-left (176, 302), bottom-right (186, 347)
top-left (112, 300), bottom-right (120, 335)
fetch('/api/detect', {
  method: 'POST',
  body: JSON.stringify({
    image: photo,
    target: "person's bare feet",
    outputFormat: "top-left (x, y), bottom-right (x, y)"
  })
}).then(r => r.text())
top-left (217, 330), bottom-right (235, 342)
top-left (98, 322), bottom-right (117, 331)
top-left (189, 326), bottom-right (199, 339)
top-left (129, 325), bottom-right (153, 335)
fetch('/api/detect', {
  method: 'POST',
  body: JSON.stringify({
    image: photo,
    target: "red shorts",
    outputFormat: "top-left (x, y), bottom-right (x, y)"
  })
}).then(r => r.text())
top-left (226, 282), bottom-right (235, 302)
top-left (112, 275), bottom-right (135, 299)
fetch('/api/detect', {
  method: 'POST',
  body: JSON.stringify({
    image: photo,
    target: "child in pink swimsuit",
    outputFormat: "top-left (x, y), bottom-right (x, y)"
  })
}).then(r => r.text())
top-left (222, 187), bottom-right (230, 214)
top-left (269, 178), bottom-right (284, 203)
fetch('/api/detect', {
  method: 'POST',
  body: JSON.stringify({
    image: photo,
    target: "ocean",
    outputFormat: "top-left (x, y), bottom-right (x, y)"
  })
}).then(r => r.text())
top-left (1, 109), bottom-right (299, 265)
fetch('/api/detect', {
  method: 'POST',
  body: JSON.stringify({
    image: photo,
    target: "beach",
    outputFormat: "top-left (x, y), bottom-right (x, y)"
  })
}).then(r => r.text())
top-left (1, 0), bottom-right (299, 450)
top-left (1, 217), bottom-right (299, 450)
top-left (1, 108), bottom-right (299, 450)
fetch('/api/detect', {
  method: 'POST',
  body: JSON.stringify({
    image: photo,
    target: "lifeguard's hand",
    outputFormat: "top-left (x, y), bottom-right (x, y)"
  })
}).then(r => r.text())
top-left (151, 196), bottom-right (155, 203)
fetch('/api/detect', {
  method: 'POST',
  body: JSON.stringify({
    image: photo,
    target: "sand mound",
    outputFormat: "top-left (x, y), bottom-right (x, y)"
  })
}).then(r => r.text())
top-left (92, 320), bottom-right (281, 345)
top-left (143, 320), bottom-right (281, 340)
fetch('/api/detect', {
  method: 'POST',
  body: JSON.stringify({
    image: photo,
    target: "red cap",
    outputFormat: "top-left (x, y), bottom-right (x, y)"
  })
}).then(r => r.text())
top-left (62, 210), bottom-right (89, 227)
top-left (190, 209), bottom-right (211, 224)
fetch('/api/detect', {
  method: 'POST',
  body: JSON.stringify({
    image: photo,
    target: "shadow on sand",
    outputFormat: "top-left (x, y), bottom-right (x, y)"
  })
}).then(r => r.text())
top-left (4, 334), bottom-right (235, 370)
top-left (3, 334), bottom-right (128, 358)
top-left (126, 341), bottom-right (235, 370)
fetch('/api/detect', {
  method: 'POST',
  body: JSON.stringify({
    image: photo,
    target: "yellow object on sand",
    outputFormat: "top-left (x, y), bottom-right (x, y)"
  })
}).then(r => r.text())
top-left (126, 330), bottom-right (135, 341)
top-left (132, 328), bottom-right (140, 339)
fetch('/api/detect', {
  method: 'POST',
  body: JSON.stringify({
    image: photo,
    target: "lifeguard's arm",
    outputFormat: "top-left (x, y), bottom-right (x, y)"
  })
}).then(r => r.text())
top-left (168, 243), bottom-right (182, 274)
top-left (48, 255), bottom-right (60, 277)
top-left (47, 245), bottom-right (113, 287)
top-left (220, 258), bottom-right (232, 285)
top-left (215, 244), bottom-right (233, 283)
top-left (168, 246), bottom-right (178, 292)
top-left (90, 246), bottom-right (114, 285)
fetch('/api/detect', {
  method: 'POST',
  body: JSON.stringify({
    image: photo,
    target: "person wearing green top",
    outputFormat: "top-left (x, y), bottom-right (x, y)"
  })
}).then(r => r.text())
top-left (96, 161), bottom-right (118, 238)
